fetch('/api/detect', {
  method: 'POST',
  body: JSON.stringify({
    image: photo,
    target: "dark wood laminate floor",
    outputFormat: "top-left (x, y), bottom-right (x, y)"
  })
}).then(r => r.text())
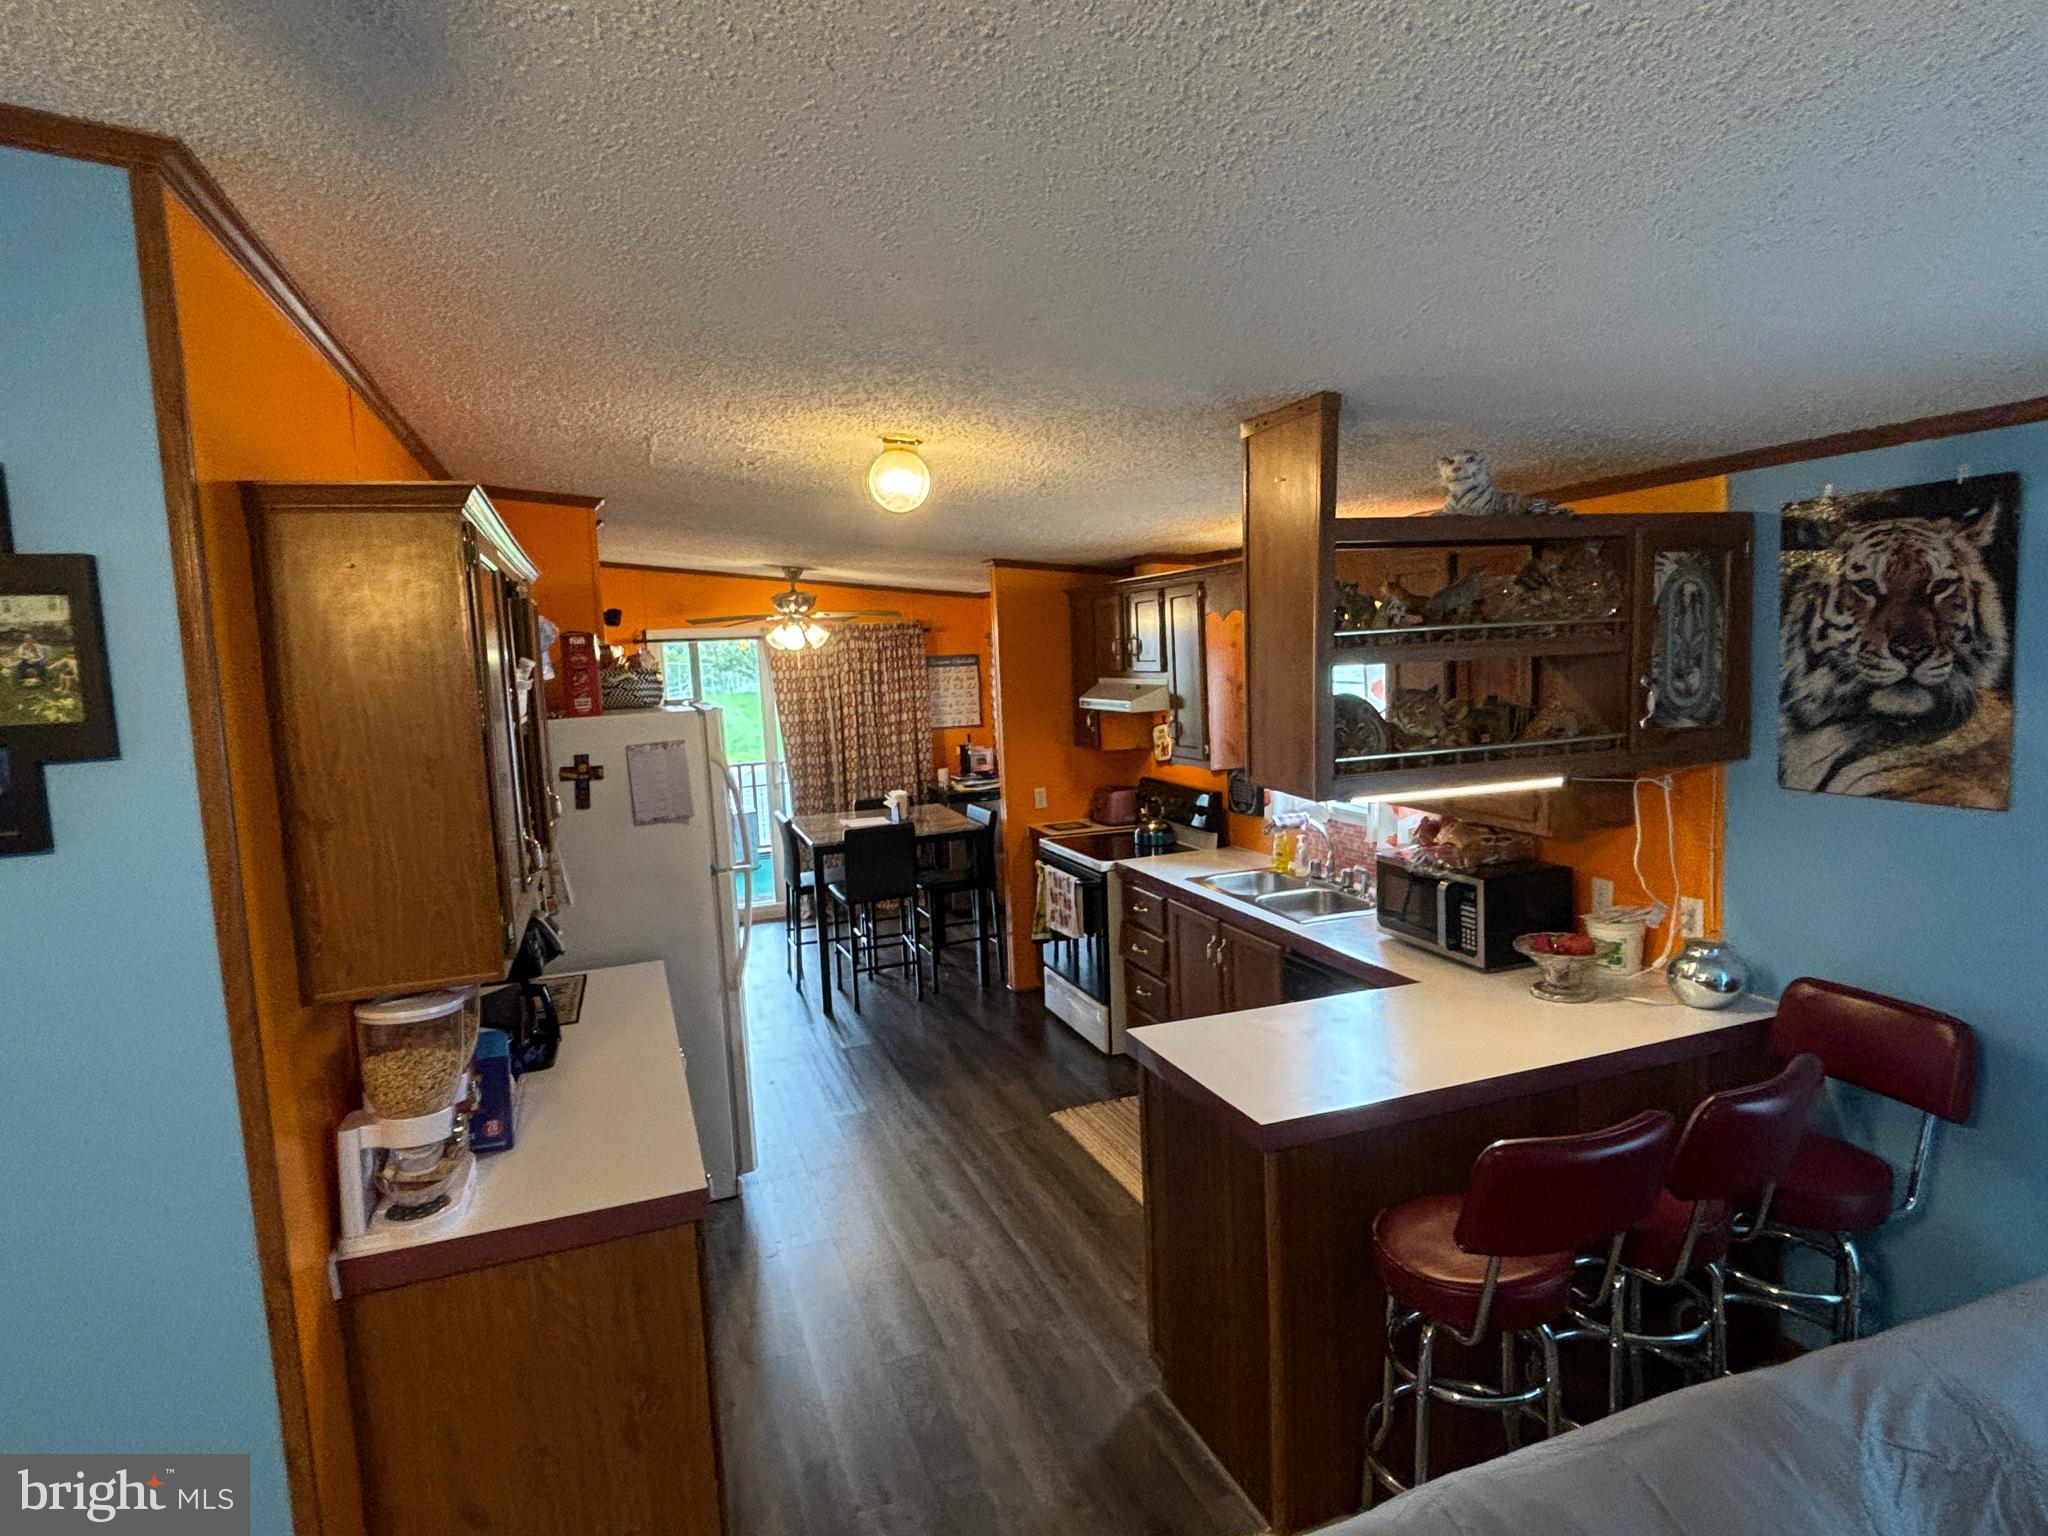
top-left (705, 925), bottom-right (1265, 1536)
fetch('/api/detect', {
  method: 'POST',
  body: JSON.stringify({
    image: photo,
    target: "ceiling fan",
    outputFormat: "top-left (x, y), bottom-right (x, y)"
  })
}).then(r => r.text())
top-left (686, 567), bottom-right (901, 650)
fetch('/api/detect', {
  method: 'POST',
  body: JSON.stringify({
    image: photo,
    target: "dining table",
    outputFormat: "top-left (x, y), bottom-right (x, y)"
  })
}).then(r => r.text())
top-left (779, 803), bottom-right (980, 1018)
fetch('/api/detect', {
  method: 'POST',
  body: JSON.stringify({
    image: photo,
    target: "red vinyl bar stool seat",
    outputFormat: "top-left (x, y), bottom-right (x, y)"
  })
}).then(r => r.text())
top-left (1766, 1131), bottom-right (1895, 1232)
top-left (1565, 1055), bottom-right (1823, 1413)
top-left (1725, 979), bottom-right (1977, 1345)
top-left (1363, 1110), bottom-right (1676, 1502)
top-left (1374, 1193), bottom-right (1576, 1336)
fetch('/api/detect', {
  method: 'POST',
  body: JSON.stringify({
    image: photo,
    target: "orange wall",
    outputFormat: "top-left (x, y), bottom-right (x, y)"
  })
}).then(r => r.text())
top-left (599, 565), bottom-right (995, 771)
top-left (166, 189), bottom-right (434, 1536)
top-left (1541, 477), bottom-right (1730, 956)
top-left (496, 498), bottom-right (604, 636)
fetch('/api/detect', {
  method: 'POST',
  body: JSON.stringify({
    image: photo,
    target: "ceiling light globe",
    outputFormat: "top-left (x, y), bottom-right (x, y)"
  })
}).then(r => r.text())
top-left (867, 436), bottom-right (930, 514)
top-left (765, 619), bottom-right (807, 651)
top-left (803, 622), bottom-right (831, 649)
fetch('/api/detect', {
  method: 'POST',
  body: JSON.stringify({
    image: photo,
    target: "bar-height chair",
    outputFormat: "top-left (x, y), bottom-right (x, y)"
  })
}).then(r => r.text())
top-left (826, 821), bottom-right (922, 1011)
top-left (1364, 1109), bottom-right (1676, 1499)
top-left (913, 802), bottom-right (1003, 991)
top-left (1724, 978), bottom-right (1977, 1344)
top-left (1567, 1054), bottom-right (1824, 1412)
top-left (852, 796), bottom-right (887, 812)
top-left (781, 816), bottom-right (819, 990)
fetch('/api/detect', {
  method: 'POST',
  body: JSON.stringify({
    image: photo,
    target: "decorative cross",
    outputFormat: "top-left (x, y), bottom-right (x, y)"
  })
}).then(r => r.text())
top-left (558, 753), bottom-right (605, 810)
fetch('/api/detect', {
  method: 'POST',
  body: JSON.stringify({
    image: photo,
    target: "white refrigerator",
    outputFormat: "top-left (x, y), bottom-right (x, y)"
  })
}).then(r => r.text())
top-left (548, 703), bottom-right (757, 1198)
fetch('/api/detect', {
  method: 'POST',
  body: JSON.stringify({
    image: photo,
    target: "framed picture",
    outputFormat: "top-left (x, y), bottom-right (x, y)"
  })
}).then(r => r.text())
top-left (0, 470), bottom-right (117, 767)
top-left (0, 745), bottom-right (52, 856)
top-left (1778, 471), bottom-right (2020, 809)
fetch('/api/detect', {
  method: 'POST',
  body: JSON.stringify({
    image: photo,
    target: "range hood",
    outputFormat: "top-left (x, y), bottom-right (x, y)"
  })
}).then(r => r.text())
top-left (1079, 677), bottom-right (1171, 713)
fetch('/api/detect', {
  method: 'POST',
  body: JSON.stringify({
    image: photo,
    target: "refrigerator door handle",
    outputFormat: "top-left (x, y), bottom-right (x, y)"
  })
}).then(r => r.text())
top-left (722, 763), bottom-right (755, 979)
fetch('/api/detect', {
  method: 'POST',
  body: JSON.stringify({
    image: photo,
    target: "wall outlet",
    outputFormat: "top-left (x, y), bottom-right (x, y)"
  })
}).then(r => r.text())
top-left (1679, 897), bottom-right (1707, 938)
top-left (1033, 786), bottom-right (1048, 810)
top-left (1590, 877), bottom-right (1615, 914)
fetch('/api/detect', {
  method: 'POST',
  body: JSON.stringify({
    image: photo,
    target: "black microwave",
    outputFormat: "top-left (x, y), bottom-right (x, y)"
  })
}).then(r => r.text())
top-left (1375, 856), bottom-right (1575, 971)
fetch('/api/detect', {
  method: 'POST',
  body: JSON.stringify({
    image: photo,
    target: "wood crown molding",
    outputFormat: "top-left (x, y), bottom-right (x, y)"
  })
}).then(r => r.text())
top-left (482, 484), bottom-right (607, 512)
top-left (1538, 393), bottom-right (2048, 502)
top-left (0, 101), bottom-right (451, 480)
top-left (984, 557), bottom-right (1129, 576)
top-left (1239, 390), bottom-right (1341, 439)
top-left (601, 559), bottom-right (988, 600)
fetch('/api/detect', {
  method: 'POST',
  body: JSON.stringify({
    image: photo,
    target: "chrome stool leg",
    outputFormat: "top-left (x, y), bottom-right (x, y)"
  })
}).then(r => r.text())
top-left (1500, 1335), bottom-right (1522, 1451)
top-left (1838, 1234), bottom-right (1863, 1342)
top-left (1412, 1322), bottom-right (1437, 1488)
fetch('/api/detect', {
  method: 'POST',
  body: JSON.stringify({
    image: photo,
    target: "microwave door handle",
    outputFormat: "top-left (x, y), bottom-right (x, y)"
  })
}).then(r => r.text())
top-left (1436, 879), bottom-right (1451, 950)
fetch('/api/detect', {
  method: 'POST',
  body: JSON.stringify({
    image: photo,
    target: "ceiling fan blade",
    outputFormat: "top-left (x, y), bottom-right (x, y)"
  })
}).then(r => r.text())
top-left (687, 613), bottom-right (775, 626)
top-left (810, 609), bottom-right (903, 620)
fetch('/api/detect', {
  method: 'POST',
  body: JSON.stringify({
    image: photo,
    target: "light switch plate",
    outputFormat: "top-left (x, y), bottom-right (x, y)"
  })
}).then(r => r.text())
top-left (1033, 786), bottom-right (1048, 809)
top-left (1679, 897), bottom-right (1706, 937)
top-left (1590, 877), bottom-right (1615, 913)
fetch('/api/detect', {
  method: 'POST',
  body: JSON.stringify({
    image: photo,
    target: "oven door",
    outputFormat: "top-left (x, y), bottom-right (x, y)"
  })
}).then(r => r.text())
top-left (1035, 850), bottom-right (1111, 1002)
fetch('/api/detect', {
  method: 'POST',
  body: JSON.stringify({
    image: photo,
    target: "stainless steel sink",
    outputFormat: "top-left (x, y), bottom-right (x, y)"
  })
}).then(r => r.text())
top-left (1197, 870), bottom-right (1312, 900)
top-left (1254, 887), bottom-right (1377, 924)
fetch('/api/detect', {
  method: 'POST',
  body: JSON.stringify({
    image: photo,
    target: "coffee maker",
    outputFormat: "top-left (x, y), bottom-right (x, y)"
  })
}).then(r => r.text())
top-left (336, 989), bottom-right (480, 1249)
top-left (482, 913), bottom-right (564, 1074)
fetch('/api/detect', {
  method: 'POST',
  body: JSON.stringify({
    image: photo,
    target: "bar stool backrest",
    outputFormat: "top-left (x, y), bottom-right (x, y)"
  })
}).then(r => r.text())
top-left (1771, 978), bottom-right (1977, 1122)
top-left (1666, 1053), bottom-right (1824, 1205)
top-left (1454, 1110), bottom-right (1676, 1258)
top-left (841, 822), bottom-right (918, 904)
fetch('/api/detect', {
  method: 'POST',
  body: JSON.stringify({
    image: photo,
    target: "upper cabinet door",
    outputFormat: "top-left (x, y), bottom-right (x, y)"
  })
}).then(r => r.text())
top-left (1124, 588), bottom-right (1167, 674)
top-left (1163, 580), bottom-right (1208, 762)
top-left (1628, 514), bottom-right (1754, 765)
top-left (1092, 590), bottom-right (1128, 676)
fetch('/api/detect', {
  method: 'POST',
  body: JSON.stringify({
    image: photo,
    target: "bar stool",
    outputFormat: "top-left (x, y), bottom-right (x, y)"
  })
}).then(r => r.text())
top-left (826, 822), bottom-right (922, 1011)
top-left (1364, 1109), bottom-right (1676, 1499)
top-left (781, 817), bottom-right (818, 990)
top-left (913, 803), bottom-right (1003, 991)
top-left (1724, 979), bottom-right (1976, 1344)
top-left (1571, 1054), bottom-right (1823, 1411)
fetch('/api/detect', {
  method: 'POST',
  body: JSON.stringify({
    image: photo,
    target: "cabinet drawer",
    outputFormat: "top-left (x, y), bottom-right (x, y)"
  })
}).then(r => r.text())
top-left (1122, 881), bottom-right (1167, 937)
top-left (1122, 925), bottom-right (1169, 978)
top-left (1125, 968), bottom-right (1171, 1019)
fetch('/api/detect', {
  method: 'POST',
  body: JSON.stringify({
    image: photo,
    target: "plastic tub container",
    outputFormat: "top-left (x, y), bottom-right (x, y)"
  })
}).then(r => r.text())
top-left (1583, 913), bottom-right (1646, 975)
top-left (354, 989), bottom-right (477, 1119)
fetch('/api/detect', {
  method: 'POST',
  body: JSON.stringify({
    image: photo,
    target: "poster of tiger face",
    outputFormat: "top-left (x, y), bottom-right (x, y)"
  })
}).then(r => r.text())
top-left (1778, 472), bottom-right (2019, 810)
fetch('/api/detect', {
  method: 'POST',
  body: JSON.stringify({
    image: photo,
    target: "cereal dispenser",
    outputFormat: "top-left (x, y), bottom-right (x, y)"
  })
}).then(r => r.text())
top-left (336, 989), bottom-right (480, 1248)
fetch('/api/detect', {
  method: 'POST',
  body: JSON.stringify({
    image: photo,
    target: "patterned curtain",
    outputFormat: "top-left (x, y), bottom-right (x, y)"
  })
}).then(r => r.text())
top-left (767, 622), bottom-right (932, 816)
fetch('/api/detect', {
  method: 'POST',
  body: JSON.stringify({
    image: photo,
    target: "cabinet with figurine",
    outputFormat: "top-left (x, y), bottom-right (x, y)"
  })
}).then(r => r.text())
top-left (1242, 394), bottom-right (1752, 800)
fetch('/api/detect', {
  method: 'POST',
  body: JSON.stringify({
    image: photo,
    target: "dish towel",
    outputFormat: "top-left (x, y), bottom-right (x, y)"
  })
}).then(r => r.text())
top-left (1041, 865), bottom-right (1085, 941)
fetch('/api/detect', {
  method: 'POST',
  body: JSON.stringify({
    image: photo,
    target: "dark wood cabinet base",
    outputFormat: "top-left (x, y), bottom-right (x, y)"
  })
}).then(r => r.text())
top-left (1140, 1036), bottom-right (1771, 1532)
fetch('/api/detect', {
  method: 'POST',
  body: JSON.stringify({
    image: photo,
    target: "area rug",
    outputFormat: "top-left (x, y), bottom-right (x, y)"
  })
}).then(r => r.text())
top-left (1050, 1095), bottom-right (1142, 1203)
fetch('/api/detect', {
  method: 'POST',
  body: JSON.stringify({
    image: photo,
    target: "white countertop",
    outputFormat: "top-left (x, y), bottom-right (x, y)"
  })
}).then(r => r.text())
top-left (1121, 850), bottom-right (1775, 1148)
top-left (335, 960), bottom-right (709, 1294)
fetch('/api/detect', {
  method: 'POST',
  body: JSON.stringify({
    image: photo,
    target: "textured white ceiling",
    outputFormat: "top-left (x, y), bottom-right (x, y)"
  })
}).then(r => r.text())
top-left (5, 2), bottom-right (2046, 590)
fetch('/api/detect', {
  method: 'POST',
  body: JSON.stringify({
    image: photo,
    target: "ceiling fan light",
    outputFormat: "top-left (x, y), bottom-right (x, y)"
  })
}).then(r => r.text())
top-left (867, 435), bottom-right (930, 514)
top-left (803, 622), bottom-right (831, 649)
top-left (765, 618), bottom-right (808, 651)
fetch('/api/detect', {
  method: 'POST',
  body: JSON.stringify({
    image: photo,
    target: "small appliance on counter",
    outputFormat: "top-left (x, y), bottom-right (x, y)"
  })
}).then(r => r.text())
top-left (336, 989), bottom-right (481, 1250)
top-left (1375, 855), bottom-right (1574, 971)
top-left (483, 913), bottom-right (564, 1073)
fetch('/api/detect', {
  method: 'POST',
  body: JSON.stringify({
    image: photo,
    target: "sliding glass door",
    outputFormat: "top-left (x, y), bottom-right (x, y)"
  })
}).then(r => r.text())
top-left (660, 636), bottom-right (788, 916)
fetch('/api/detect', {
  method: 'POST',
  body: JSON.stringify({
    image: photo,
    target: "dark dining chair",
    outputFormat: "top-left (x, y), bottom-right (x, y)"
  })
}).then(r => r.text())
top-left (826, 821), bottom-right (922, 1011)
top-left (780, 816), bottom-right (819, 990)
top-left (914, 802), bottom-right (1004, 991)
top-left (852, 796), bottom-right (887, 812)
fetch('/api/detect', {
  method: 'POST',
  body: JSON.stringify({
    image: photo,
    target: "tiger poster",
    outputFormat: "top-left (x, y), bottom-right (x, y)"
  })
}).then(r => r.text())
top-left (1778, 472), bottom-right (2020, 810)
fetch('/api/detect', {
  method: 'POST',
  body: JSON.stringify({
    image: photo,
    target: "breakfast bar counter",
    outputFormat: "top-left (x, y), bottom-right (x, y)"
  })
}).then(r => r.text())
top-left (1116, 851), bottom-right (1775, 1533)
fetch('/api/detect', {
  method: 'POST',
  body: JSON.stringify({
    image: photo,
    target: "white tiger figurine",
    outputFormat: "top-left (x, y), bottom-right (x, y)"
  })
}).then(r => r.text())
top-left (1433, 450), bottom-right (1570, 517)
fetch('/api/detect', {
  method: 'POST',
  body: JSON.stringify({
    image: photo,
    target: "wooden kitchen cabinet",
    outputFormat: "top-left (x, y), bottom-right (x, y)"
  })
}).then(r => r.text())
top-left (1242, 392), bottom-right (1753, 800)
top-left (1167, 900), bottom-right (1223, 1020)
top-left (1165, 898), bottom-right (1287, 1018)
top-left (246, 482), bottom-right (555, 1001)
top-left (1069, 561), bottom-right (1243, 764)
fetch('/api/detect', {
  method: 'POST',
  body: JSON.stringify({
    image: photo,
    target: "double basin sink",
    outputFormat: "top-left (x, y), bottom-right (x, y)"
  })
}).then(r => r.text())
top-left (1195, 869), bottom-right (1376, 925)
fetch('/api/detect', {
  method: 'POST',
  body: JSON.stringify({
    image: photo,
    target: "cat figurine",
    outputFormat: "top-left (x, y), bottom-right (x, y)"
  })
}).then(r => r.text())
top-left (1434, 450), bottom-right (1571, 518)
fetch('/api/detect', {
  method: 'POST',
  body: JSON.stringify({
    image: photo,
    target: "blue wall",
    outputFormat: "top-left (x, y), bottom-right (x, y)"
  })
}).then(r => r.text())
top-left (0, 147), bottom-right (292, 1528)
top-left (1726, 422), bottom-right (2048, 1327)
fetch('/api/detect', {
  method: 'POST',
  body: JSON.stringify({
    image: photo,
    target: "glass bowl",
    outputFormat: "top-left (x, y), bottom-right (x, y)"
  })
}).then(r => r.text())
top-left (1512, 933), bottom-right (1604, 1003)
